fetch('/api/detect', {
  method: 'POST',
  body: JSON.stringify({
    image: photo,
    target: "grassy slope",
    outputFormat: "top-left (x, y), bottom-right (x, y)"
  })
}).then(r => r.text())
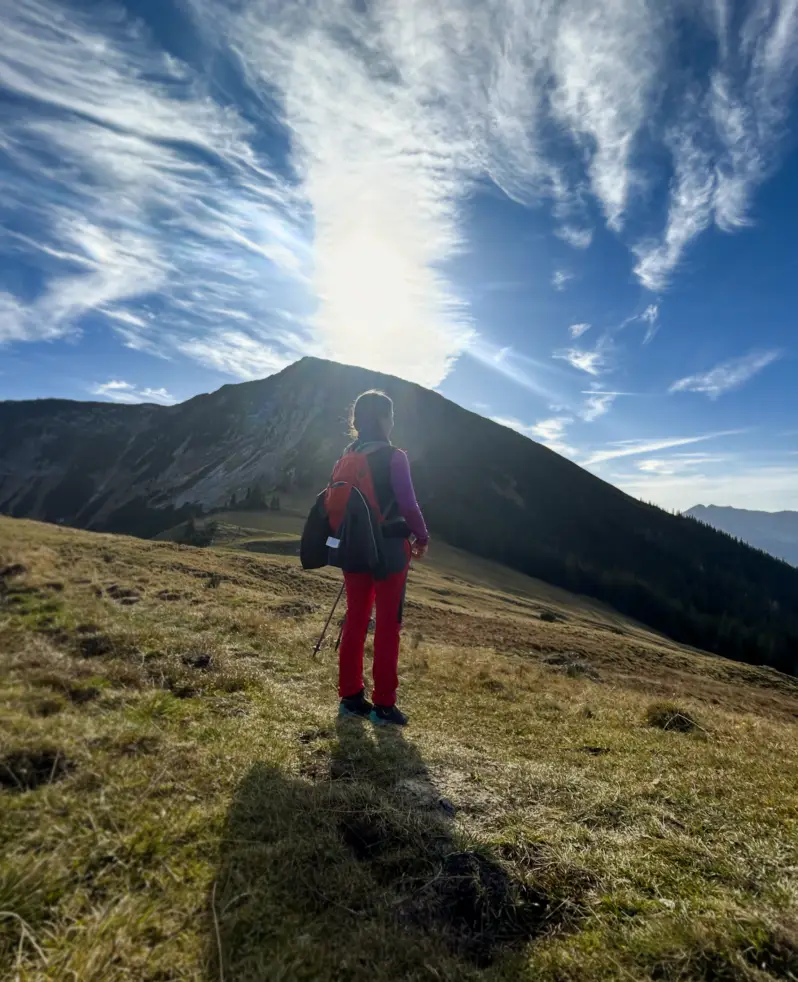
top-left (162, 509), bottom-right (697, 638)
top-left (1, 515), bottom-right (797, 982)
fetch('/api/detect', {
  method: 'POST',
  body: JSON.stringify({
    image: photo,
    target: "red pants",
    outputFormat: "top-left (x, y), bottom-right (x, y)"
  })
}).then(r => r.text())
top-left (339, 563), bottom-right (409, 707)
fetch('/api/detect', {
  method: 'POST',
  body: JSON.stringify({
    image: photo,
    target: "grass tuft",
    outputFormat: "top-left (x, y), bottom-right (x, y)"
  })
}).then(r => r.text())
top-left (645, 701), bottom-right (700, 733)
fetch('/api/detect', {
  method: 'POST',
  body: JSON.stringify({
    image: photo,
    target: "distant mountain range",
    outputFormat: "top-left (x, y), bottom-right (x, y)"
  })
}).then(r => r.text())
top-left (686, 505), bottom-right (798, 567)
top-left (2, 356), bottom-right (797, 674)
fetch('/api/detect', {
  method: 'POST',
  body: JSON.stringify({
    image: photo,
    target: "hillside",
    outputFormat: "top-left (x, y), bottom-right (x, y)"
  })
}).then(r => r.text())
top-left (687, 505), bottom-right (798, 567)
top-left (2, 516), bottom-right (798, 981)
top-left (2, 357), bottom-right (798, 675)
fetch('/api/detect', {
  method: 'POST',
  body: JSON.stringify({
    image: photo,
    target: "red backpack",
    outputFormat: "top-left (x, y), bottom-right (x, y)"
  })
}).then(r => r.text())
top-left (324, 446), bottom-right (386, 533)
top-left (300, 444), bottom-right (392, 575)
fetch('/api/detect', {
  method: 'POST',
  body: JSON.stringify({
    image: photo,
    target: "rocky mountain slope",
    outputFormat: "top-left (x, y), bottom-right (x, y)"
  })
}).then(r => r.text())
top-left (2, 356), bottom-right (798, 674)
top-left (687, 504), bottom-right (798, 567)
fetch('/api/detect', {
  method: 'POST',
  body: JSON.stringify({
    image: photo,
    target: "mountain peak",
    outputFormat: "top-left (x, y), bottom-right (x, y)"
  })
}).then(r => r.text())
top-left (2, 361), bottom-right (798, 675)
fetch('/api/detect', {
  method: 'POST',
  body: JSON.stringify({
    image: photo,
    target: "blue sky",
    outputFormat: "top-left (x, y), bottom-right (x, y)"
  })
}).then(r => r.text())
top-left (1, 0), bottom-right (797, 511)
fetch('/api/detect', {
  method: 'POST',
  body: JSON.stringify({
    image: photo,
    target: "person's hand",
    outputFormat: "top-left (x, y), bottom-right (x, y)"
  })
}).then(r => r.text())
top-left (411, 540), bottom-right (428, 561)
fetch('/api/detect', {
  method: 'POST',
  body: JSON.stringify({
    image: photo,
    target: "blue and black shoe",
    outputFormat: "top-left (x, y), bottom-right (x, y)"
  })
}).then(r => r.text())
top-left (338, 689), bottom-right (373, 719)
top-left (369, 704), bottom-right (409, 727)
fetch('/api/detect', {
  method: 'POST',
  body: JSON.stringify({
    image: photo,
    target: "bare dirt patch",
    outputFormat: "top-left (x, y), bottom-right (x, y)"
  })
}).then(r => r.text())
top-left (78, 632), bottom-right (115, 658)
top-left (0, 562), bottom-right (27, 580)
top-left (271, 598), bottom-right (319, 617)
top-left (155, 590), bottom-right (184, 601)
top-left (182, 652), bottom-right (213, 670)
top-left (105, 584), bottom-right (141, 604)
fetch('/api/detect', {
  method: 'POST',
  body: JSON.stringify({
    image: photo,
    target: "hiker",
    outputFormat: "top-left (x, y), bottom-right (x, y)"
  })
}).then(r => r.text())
top-left (333, 390), bottom-right (429, 726)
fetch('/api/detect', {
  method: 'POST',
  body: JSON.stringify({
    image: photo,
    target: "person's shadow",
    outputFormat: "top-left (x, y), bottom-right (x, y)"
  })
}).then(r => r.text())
top-left (208, 718), bottom-right (462, 981)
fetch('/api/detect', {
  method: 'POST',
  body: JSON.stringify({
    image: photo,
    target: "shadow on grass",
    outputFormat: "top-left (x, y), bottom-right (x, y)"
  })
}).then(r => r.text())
top-left (209, 720), bottom-right (556, 981)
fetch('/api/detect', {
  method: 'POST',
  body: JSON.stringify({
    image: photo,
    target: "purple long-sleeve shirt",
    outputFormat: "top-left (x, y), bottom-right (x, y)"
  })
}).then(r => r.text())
top-left (389, 450), bottom-right (429, 545)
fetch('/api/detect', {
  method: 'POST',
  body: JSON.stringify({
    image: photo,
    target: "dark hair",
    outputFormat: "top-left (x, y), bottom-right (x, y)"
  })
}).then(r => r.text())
top-left (350, 390), bottom-right (393, 442)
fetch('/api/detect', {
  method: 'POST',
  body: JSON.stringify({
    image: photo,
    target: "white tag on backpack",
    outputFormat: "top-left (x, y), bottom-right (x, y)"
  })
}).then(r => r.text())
top-left (326, 536), bottom-right (340, 549)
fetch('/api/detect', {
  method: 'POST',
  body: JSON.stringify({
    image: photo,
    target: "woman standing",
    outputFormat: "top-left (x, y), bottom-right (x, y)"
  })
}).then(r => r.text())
top-left (337, 390), bottom-right (428, 726)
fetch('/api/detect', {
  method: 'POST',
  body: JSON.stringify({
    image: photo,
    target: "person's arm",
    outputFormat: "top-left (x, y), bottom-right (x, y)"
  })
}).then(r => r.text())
top-left (389, 450), bottom-right (429, 546)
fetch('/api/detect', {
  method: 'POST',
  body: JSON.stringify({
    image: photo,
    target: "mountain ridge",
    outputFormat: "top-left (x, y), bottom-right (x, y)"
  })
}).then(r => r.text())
top-left (686, 503), bottom-right (798, 567)
top-left (2, 355), bottom-right (798, 675)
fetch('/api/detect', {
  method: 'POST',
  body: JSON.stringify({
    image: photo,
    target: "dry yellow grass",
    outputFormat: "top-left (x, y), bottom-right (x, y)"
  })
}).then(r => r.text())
top-left (1, 515), bottom-right (797, 981)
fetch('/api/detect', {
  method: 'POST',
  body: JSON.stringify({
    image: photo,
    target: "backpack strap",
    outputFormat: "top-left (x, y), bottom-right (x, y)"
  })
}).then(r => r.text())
top-left (359, 443), bottom-right (396, 521)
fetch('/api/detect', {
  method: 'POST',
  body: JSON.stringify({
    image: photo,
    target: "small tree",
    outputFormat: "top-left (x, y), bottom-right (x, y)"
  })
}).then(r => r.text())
top-left (270, 494), bottom-right (281, 511)
top-left (244, 485), bottom-right (267, 509)
top-left (181, 516), bottom-right (215, 547)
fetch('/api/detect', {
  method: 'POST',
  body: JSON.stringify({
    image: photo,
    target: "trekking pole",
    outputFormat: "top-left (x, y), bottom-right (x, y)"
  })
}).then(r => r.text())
top-left (313, 581), bottom-right (345, 659)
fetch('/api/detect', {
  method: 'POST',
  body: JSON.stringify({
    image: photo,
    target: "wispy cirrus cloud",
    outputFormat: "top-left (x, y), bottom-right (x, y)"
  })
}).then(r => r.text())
top-left (580, 391), bottom-right (616, 421)
top-left (0, 0), bottom-right (310, 373)
top-left (554, 346), bottom-right (607, 376)
top-left (636, 453), bottom-right (729, 476)
top-left (585, 429), bottom-right (746, 466)
top-left (90, 380), bottom-right (176, 405)
top-left (640, 303), bottom-right (659, 343)
top-left (4, 0), bottom-right (798, 388)
top-left (633, 2), bottom-right (798, 290)
top-left (178, 331), bottom-right (297, 380)
top-left (569, 322), bottom-right (591, 339)
top-left (551, 269), bottom-right (574, 291)
top-left (670, 350), bottom-right (781, 399)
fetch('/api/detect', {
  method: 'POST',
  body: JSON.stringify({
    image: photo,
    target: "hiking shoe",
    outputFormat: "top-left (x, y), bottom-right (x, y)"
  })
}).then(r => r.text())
top-left (369, 704), bottom-right (408, 727)
top-left (338, 689), bottom-right (373, 719)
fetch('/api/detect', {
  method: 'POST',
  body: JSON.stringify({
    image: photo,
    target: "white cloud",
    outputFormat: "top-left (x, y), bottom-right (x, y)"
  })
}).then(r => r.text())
top-left (636, 453), bottom-right (728, 476)
top-left (569, 322), bottom-right (591, 339)
top-left (633, 128), bottom-right (716, 291)
top-left (551, 269), bottom-right (574, 291)
top-left (640, 303), bottom-right (659, 343)
top-left (491, 415), bottom-right (535, 436)
top-left (580, 391), bottom-right (616, 421)
top-left (636, 458), bottom-right (680, 476)
top-left (178, 331), bottom-right (295, 380)
top-left (4, 0), bottom-right (798, 381)
top-left (554, 346), bottom-right (607, 375)
top-left (491, 414), bottom-right (577, 457)
top-left (669, 349), bottom-right (781, 399)
top-left (585, 429), bottom-right (746, 466)
top-left (549, 0), bottom-right (668, 230)
top-left (0, 0), bottom-right (313, 376)
top-left (633, 3), bottom-right (798, 290)
top-left (555, 225), bottom-right (593, 249)
top-left (0, 292), bottom-right (28, 343)
top-left (90, 380), bottom-right (176, 405)
top-left (530, 417), bottom-right (574, 443)
top-left (189, 0), bottom-right (485, 385)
